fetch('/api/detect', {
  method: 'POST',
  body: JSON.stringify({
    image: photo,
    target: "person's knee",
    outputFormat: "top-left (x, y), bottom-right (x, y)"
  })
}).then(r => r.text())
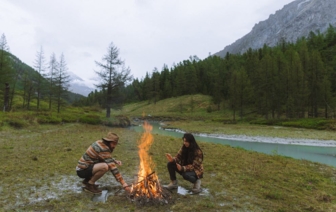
top-left (182, 173), bottom-right (196, 183)
top-left (182, 174), bottom-right (189, 181)
top-left (95, 163), bottom-right (109, 173)
top-left (101, 164), bottom-right (109, 172)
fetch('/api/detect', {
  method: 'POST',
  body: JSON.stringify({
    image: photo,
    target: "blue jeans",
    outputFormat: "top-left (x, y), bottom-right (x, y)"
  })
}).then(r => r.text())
top-left (167, 161), bottom-right (197, 183)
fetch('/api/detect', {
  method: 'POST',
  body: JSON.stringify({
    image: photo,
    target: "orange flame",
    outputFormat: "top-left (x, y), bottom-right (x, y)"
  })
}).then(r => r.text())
top-left (138, 121), bottom-right (155, 180)
top-left (133, 121), bottom-right (162, 198)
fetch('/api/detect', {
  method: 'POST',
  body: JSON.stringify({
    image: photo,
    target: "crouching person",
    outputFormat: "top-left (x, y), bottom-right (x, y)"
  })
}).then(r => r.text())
top-left (76, 132), bottom-right (130, 194)
top-left (165, 133), bottom-right (204, 194)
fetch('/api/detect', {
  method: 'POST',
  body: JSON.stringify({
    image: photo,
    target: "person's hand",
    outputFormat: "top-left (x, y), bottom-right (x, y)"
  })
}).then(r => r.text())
top-left (115, 160), bottom-right (122, 166)
top-left (123, 183), bottom-right (131, 193)
top-left (176, 163), bottom-right (182, 171)
top-left (124, 186), bottom-right (131, 193)
top-left (165, 153), bottom-right (173, 162)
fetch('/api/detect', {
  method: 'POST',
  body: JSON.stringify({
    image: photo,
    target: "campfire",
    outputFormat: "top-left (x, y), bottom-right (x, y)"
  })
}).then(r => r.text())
top-left (128, 121), bottom-right (172, 205)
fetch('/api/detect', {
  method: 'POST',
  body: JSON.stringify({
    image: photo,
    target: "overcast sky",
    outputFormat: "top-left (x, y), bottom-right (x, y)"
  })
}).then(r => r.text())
top-left (1, 0), bottom-right (294, 88)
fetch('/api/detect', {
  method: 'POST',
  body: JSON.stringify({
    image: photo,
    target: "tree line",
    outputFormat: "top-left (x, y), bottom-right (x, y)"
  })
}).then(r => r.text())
top-left (1, 36), bottom-right (131, 117)
top-left (79, 24), bottom-right (336, 120)
top-left (3, 24), bottom-right (336, 120)
top-left (0, 34), bottom-right (73, 113)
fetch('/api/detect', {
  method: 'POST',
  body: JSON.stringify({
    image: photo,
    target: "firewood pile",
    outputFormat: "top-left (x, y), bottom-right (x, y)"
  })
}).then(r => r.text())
top-left (127, 172), bottom-right (173, 205)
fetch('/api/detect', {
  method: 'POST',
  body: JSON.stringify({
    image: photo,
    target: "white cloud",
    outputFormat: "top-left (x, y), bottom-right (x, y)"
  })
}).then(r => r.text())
top-left (0, 0), bottom-right (293, 86)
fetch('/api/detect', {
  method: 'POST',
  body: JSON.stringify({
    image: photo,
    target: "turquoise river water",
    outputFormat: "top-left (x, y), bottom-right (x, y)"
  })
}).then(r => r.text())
top-left (130, 122), bottom-right (336, 167)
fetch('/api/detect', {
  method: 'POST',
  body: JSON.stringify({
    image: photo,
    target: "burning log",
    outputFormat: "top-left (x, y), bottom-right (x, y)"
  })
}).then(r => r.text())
top-left (126, 121), bottom-right (173, 205)
top-left (127, 172), bottom-right (172, 205)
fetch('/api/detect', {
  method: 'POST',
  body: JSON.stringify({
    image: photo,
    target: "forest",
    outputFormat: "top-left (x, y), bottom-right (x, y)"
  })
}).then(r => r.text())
top-left (1, 25), bottom-right (336, 121)
top-left (92, 24), bottom-right (336, 121)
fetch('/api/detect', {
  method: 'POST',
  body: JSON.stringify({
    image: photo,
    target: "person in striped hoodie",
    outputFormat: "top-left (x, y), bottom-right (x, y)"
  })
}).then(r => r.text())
top-left (76, 132), bottom-right (129, 194)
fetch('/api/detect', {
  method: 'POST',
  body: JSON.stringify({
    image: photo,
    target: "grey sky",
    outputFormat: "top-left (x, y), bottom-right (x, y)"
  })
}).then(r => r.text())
top-left (1, 0), bottom-right (293, 88)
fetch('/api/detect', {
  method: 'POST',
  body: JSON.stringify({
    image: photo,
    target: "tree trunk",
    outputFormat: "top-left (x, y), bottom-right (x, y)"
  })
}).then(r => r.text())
top-left (3, 83), bottom-right (9, 112)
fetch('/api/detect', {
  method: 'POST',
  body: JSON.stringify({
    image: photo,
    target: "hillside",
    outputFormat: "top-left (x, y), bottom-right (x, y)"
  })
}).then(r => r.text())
top-left (7, 51), bottom-right (85, 103)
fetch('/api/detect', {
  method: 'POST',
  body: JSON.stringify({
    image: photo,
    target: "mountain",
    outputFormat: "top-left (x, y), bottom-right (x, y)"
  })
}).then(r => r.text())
top-left (67, 72), bottom-right (94, 96)
top-left (214, 0), bottom-right (336, 57)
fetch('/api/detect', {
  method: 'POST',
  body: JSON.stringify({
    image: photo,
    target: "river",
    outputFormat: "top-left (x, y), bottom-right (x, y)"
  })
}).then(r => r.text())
top-left (130, 122), bottom-right (336, 167)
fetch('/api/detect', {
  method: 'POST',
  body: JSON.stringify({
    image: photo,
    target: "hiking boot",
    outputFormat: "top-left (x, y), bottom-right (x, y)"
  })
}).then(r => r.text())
top-left (82, 179), bottom-right (89, 186)
top-left (82, 179), bottom-right (99, 188)
top-left (191, 179), bottom-right (201, 194)
top-left (165, 180), bottom-right (178, 190)
top-left (84, 183), bottom-right (102, 194)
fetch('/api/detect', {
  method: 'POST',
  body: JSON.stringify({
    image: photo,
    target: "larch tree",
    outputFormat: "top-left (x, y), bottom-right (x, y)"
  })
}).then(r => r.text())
top-left (47, 53), bottom-right (58, 110)
top-left (54, 53), bottom-right (70, 113)
top-left (34, 46), bottom-right (47, 110)
top-left (95, 42), bottom-right (132, 118)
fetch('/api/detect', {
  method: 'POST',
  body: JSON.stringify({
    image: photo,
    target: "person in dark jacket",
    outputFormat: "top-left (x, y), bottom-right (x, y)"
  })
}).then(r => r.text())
top-left (76, 132), bottom-right (130, 194)
top-left (165, 133), bottom-right (204, 193)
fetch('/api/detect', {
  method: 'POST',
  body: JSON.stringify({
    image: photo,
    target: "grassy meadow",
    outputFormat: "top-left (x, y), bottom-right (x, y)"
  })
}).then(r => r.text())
top-left (1, 94), bottom-right (336, 211)
top-left (1, 122), bottom-right (336, 211)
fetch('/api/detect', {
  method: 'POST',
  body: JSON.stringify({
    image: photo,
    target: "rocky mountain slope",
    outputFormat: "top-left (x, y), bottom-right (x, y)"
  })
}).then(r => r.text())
top-left (214, 0), bottom-right (336, 57)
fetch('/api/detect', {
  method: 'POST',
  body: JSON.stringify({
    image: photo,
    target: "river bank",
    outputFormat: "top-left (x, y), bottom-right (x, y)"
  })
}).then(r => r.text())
top-left (164, 127), bottom-right (336, 147)
top-left (160, 121), bottom-right (336, 147)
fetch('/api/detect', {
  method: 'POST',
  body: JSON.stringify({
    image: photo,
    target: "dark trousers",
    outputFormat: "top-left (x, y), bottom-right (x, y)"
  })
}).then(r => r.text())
top-left (167, 161), bottom-right (197, 183)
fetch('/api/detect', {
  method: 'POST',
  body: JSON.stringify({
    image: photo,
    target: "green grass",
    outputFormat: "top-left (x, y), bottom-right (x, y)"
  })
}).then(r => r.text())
top-left (116, 94), bottom-right (227, 120)
top-left (1, 94), bottom-right (336, 211)
top-left (1, 123), bottom-right (335, 211)
top-left (117, 94), bottom-right (336, 131)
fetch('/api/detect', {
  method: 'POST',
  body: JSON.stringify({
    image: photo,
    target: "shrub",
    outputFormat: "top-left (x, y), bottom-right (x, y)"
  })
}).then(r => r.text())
top-left (282, 119), bottom-right (331, 130)
top-left (8, 119), bottom-right (29, 129)
top-left (79, 115), bottom-right (101, 125)
top-left (61, 113), bottom-right (80, 123)
top-left (37, 115), bottom-right (62, 124)
top-left (102, 115), bottom-right (130, 127)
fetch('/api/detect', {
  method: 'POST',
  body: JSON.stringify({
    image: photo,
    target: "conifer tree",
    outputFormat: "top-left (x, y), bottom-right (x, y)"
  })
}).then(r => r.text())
top-left (152, 68), bottom-right (160, 104)
top-left (47, 53), bottom-right (58, 110)
top-left (95, 42), bottom-right (132, 117)
top-left (229, 67), bottom-right (252, 120)
top-left (33, 46), bottom-right (47, 110)
top-left (0, 34), bottom-right (14, 111)
top-left (307, 50), bottom-right (325, 117)
top-left (54, 53), bottom-right (70, 113)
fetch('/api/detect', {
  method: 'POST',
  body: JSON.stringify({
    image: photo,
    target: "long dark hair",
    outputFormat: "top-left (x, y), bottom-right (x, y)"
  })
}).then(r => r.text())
top-left (181, 133), bottom-right (203, 165)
